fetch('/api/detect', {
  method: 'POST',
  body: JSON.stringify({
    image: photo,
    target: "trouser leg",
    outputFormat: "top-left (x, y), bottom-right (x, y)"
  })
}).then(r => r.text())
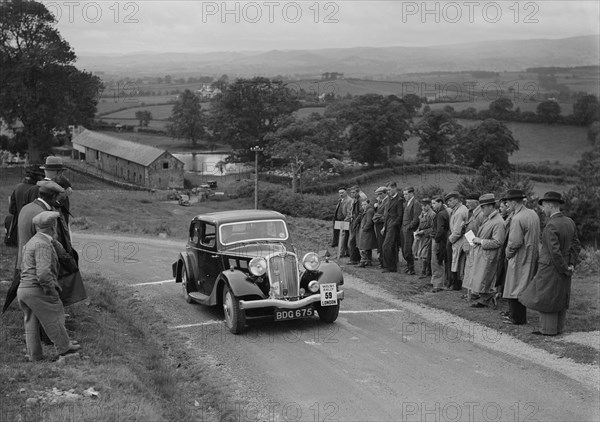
top-left (18, 297), bottom-right (43, 361)
top-left (508, 299), bottom-right (527, 324)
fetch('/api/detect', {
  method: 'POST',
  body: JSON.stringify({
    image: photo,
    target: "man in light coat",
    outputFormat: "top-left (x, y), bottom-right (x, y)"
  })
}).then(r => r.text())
top-left (519, 192), bottom-right (581, 336)
top-left (331, 188), bottom-right (350, 253)
top-left (445, 191), bottom-right (469, 290)
top-left (502, 189), bottom-right (540, 325)
top-left (358, 200), bottom-right (378, 267)
top-left (372, 186), bottom-right (389, 266)
top-left (461, 194), bottom-right (485, 297)
top-left (17, 211), bottom-right (81, 361)
top-left (469, 194), bottom-right (506, 307)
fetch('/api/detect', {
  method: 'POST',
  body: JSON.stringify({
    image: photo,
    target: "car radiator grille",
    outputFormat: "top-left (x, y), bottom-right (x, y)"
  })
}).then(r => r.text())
top-left (268, 254), bottom-right (299, 298)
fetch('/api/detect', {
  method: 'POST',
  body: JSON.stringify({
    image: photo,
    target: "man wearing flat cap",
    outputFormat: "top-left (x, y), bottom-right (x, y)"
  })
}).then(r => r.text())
top-left (17, 211), bottom-right (81, 361)
top-left (502, 189), bottom-right (540, 325)
top-left (445, 191), bottom-right (469, 290)
top-left (519, 192), bottom-right (581, 335)
top-left (467, 194), bottom-right (506, 308)
top-left (372, 186), bottom-right (389, 265)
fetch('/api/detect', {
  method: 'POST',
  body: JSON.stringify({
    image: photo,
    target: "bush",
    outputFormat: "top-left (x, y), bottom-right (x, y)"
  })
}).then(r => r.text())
top-left (257, 185), bottom-right (335, 220)
top-left (576, 247), bottom-right (600, 276)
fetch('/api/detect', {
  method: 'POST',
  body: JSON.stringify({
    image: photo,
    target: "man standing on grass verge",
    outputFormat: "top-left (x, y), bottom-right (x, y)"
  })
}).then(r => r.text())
top-left (372, 186), bottom-right (389, 266)
top-left (347, 186), bottom-right (364, 265)
top-left (381, 182), bottom-right (404, 273)
top-left (331, 187), bottom-right (350, 256)
top-left (461, 193), bottom-right (485, 300)
top-left (502, 189), bottom-right (540, 325)
top-left (468, 194), bottom-right (506, 308)
top-left (445, 191), bottom-right (469, 290)
top-left (519, 192), bottom-right (580, 336)
top-left (17, 211), bottom-right (81, 361)
top-left (401, 187), bottom-right (421, 275)
top-left (430, 197), bottom-right (450, 293)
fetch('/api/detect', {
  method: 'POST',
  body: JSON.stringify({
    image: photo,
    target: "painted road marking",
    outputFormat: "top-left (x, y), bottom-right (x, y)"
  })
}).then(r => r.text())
top-left (169, 320), bottom-right (223, 329)
top-left (131, 279), bottom-right (174, 286)
top-left (340, 309), bottom-right (402, 314)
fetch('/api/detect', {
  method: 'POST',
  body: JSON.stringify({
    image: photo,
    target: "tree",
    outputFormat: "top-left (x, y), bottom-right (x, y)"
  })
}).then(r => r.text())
top-left (330, 94), bottom-right (412, 167)
top-left (414, 110), bottom-right (461, 164)
top-left (573, 94), bottom-right (599, 126)
top-left (488, 97), bottom-right (513, 120)
top-left (402, 94), bottom-right (422, 116)
top-left (0, 0), bottom-right (103, 163)
top-left (167, 90), bottom-right (205, 147)
top-left (587, 121), bottom-right (600, 145)
top-left (208, 77), bottom-right (300, 162)
top-left (452, 119), bottom-right (518, 173)
top-left (135, 110), bottom-right (153, 127)
top-left (456, 162), bottom-right (535, 201)
top-left (536, 100), bottom-right (561, 124)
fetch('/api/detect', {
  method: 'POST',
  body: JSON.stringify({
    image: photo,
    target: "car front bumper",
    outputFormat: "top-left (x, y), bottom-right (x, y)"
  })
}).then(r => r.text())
top-left (239, 290), bottom-right (344, 310)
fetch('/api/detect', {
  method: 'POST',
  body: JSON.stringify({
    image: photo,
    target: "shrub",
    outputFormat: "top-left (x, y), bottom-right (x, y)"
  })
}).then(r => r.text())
top-left (576, 247), bottom-right (600, 276)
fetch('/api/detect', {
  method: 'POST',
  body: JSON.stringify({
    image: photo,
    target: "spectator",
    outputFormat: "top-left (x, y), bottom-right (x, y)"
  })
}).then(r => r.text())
top-left (519, 192), bottom-right (581, 336)
top-left (430, 197), bottom-right (450, 292)
top-left (502, 189), bottom-right (540, 325)
top-left (401, 186), bottom-right (421, 275)
top-left (347, 186), bottom-right (364, 265)
top-left (468, 194), bottom-right (506, 308)
top-left (358, 199), bottom-right (378, 267)
top-left (414, 198), bottom-right (435, 279)
top-left (381, 182), bottom-right (404, 273)
top-left (461, 193), bottom-right (485, 299)
top-left (445, 191), bottom-right (469, 290)
top-left (17, 211), bottom-right (81, 361)
top-left (494, 200), bottom-right (513, 299)
top-left (5, 166), bottom-right (44, 246)
top-left (331, 188), bottom-right (350, 255)
top-left (372, 186), bottom-right (389, 267)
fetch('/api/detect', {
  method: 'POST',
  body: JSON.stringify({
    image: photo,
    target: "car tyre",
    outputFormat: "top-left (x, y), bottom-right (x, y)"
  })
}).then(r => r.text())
top-left (181, 268), bottom-right (194, 304)
top-left (223, 284), bottom-right (245, 334)
top-left (317, 304), bottom-right (340, 323)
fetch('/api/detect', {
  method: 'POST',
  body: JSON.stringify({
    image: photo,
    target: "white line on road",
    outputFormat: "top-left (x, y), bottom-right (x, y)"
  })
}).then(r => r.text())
top-left (340, 309), bottom-right (402, 314)
top-left (131, 279), bottom-right (174, 286)
top-left (169, 320), bottom-right (223, 329)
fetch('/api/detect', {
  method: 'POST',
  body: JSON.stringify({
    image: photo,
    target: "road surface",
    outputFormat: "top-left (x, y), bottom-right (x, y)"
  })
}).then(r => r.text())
top-left (72, 232), bottom-right (600, 422)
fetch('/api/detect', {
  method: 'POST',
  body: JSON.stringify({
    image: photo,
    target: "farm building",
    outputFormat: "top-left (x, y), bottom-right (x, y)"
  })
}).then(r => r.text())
top-left (71, 129), bottom-right (184, 189)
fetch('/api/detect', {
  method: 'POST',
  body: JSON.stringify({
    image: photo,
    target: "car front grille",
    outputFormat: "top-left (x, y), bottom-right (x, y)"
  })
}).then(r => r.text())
top-left (268, 253), bottom-right (299, 298)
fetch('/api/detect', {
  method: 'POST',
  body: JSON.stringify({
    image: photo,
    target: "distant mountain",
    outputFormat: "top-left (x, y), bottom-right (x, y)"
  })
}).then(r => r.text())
top-left (76, 35), bottom-right (599, 78)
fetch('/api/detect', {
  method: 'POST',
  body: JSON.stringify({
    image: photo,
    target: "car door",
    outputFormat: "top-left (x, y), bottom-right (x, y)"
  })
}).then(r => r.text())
top-left (197, 222), bottom-right (222, 295)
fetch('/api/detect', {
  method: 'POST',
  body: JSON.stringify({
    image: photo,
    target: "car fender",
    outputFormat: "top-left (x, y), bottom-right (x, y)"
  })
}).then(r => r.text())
top-left (173, 252), bottom-right (198, 285)
top-left (214, 270), bottom-right (265, 301)
top-left (316, 260), bottom-right (344, 286)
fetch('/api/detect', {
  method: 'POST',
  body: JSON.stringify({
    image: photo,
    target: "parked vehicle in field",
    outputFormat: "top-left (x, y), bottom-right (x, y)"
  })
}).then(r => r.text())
top-left (172, 210), bottom-right (344, 333)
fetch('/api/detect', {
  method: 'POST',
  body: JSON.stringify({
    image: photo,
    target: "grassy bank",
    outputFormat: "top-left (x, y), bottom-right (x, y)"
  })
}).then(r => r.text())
top-left (0, 244), bottom-right (235, 422)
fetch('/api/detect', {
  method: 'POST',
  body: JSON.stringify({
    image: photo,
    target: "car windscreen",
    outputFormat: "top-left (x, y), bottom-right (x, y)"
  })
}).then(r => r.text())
top-left (219, 219), bottom-right (288, 245)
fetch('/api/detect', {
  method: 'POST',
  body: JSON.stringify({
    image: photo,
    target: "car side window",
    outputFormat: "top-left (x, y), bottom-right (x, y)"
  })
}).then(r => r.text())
top-left (190, 222), bottom-right (200, 244)
top-left (201, 223), bottom-right (216, 248)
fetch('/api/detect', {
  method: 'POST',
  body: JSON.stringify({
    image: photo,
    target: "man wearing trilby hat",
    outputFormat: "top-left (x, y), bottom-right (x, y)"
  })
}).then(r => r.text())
top-left (502, 189), bottom-right (540, 325)
top-left (519, 192), bottom-right (581, 336)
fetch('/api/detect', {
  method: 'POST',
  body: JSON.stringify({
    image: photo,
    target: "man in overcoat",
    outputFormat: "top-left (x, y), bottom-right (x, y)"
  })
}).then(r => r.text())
top-left (468, 194), bottom-right (506, 307)
top-left (347, 186), bottom-right (365, 265)
top-left (331, 188), bottom-right (350, 253)
top-left (358, 199), bottom-right (378, 267)
top-left (401, 187), bottom-right (421, 275)
top-left (17, 211), bottom-right (81, 361)
top-left (502, 189), bottom-right (540, 325)
top-left (519, 192), bottom-right (581, 336)
top-left (5, 166), bottom-right (44, 246)
top-left (381, 182), bottom-right (404, 273)
top-left (461, 194), bottom-right (485, 297)
top-left (445, 191), bottom-right (469, 290)
top-left (413, 198), bottom-right (435, 279)
top-left (372, 186), bottom-right (388, 265)
top-left (430, 197), bottom-right (450, 292)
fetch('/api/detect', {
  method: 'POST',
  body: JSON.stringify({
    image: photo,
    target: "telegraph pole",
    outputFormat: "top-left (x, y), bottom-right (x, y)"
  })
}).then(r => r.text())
top-left (250, 146), bottom-right (263, 209)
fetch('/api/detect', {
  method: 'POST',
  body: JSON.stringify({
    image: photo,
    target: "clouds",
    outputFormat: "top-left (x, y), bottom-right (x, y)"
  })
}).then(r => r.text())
top-left (44, 1), bottom-right (600, 54)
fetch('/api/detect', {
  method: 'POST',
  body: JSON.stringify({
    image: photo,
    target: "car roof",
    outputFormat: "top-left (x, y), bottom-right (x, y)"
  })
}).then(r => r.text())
top-left (192, 210), bottom-right (287, 225)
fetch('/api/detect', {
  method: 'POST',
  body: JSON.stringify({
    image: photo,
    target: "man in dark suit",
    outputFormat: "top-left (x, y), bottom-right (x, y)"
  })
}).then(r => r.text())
top-left (381, 182), bottom-right (404, 273)
top-left (5, 166), bottom-right (44, 246)
top-left (431, 197), bottom-right (450, 292)
top-left (519, 192), bottom-right (581, 336)
top-left (401, 186), bottom-right (421, 275)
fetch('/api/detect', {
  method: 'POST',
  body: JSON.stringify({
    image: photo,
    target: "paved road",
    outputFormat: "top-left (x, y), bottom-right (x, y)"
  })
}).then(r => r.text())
top-left (73, 232), bottom-right (599, 422)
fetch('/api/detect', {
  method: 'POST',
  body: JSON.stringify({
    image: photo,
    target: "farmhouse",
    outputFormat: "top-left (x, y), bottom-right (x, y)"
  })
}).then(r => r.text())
top-left (72, 129), bottom-right (184, 189)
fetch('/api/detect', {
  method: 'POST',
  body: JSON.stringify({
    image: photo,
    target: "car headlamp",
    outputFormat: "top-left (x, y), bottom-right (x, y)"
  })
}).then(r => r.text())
top-left (302, 252), bottom-right (320, 271)
top-left (308, 280), bottom-right (319, 293)
top-left (249, 257), bottom-right (267, 276)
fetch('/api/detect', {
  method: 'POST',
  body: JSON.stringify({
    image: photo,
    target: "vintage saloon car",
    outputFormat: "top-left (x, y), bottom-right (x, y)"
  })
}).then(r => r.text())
top-left (172, 210), bottom-right (344, 333)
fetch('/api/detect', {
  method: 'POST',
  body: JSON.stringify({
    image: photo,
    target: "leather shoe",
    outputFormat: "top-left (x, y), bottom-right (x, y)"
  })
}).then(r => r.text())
top-left (407, 270), bottom-right (416, 275)
top-left (347, 261), bottom-right (359, 265)
top-left (418, 275), bottom-right (428, 279)
top-left (531, 331), bottom-right (557, 336)
top-left (59, 344), bottom-right (81, 356)
top-left (381, 269), bottom-right (396, 273)
top-left (470, 302), bottom-right (486, 308)
top-left (431, 288), bottom-right (444, 293)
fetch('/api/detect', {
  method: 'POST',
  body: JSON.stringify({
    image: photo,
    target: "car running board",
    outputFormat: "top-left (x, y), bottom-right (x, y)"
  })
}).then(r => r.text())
top-left (188, 292), bottom-right (211, 305)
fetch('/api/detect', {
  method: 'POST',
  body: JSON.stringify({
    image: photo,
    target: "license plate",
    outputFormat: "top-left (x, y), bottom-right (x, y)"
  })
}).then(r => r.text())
top-left (320, 283), bottom-right (338, 306)
top-left (274, 307), bottom-right (314, 321)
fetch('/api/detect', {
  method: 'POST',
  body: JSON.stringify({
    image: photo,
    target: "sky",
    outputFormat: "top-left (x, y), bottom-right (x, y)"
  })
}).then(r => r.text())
top-left (41, 0), bottom-right (600, 54)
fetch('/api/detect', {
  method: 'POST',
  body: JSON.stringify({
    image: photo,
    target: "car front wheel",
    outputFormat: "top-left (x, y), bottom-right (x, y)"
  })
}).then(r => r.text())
top-left (223, 285), bottom-right (245, 334)
top-left (181, 268), bottom-right (194, 304)
top-left (317, 304), bottom-right (340, 323)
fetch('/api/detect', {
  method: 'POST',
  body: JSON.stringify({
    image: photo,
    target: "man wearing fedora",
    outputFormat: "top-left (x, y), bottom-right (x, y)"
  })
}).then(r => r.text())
top-left (461, 193), bottom-right (485, 299)
top-left (5, 166), bottom-right (45, 246)
top-left (502, 189), bottom-right (540, 325)
top-left (468, 194), bottom-right (506, 308)
top-left (445, 191), bottom-right (469, 290)
top-left (519, 192), bottom-right (581, 336)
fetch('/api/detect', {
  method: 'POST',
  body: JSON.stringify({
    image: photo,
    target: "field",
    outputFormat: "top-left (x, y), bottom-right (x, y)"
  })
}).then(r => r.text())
top-left (96, 95), bottom-right (179, 116)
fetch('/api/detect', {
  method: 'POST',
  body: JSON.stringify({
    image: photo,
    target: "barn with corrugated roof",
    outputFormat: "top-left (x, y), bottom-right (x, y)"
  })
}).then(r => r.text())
top-left (72, 129), bottom-right (184, 189)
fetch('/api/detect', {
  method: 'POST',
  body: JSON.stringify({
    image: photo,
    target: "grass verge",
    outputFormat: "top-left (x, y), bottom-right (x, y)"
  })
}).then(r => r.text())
top-left (0, 244), bottom-right (232, 422)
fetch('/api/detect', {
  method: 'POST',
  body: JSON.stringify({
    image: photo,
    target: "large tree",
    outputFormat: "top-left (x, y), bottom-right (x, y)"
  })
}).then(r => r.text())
top-left (167, 90), bottom-right (205, 147)
top-left (573, 94), bottom-right (599, 126)
top-left (331, 94), bottom-right (412, 167)
top-left (452, 118), bottom-right (519, 173)
top-left (0, 0), bottom-right (103, 163)
top-left (208, 77), bottom-right (300, 162)
top-left (536, 100), bottom-right (561, 124)
top-left (414, 110), bottom-right (461, 164)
